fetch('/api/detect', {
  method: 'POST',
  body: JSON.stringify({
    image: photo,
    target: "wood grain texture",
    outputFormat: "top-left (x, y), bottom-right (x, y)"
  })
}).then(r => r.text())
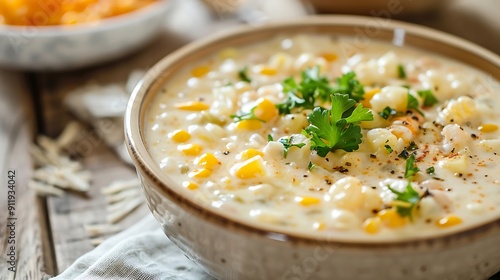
top-left (36, 30), bottom-right (191, 274)
top-left (0, 71), bottom-right (50, 279)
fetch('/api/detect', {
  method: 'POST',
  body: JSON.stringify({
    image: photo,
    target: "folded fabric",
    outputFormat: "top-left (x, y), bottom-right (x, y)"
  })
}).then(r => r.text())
top-left (52, 214), bottom-right (214, 280)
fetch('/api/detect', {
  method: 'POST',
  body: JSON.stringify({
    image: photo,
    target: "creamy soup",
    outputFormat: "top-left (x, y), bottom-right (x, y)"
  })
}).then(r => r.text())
top-left (144, 35), bottom-right (500, 241)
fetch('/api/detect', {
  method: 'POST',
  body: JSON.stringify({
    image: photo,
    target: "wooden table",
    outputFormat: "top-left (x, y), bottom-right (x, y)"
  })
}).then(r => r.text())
top-left (0, 0), bottom-right (498, 278)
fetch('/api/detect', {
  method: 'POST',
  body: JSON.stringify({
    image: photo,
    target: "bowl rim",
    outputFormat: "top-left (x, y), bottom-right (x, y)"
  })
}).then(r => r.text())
top-left (125, 15), bottom-right (500, 246)
top-left (0, 0), bottom-right (171, 36)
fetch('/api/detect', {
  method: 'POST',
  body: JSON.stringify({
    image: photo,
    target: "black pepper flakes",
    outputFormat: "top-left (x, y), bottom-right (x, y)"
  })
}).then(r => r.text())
top-left (223, 151), bottom-right (230, 155)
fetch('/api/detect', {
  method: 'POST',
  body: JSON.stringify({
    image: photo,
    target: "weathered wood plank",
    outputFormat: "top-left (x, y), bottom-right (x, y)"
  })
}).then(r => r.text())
top-left (0, 71), bottom-right (51, 279)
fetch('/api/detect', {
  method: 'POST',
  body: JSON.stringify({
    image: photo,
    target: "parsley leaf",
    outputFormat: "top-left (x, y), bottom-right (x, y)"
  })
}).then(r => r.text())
top-left (384, 144), bottom-right (393, 153)
top-left (303, 93), bottom-right (373, 157)
top-left (398, 149), bottom-right (409, 159)
top-left (407, 141), bottom-right (418, 151)
top-left (238, 67), bottom-right (251, 83)
top-left (379, 106), bottom-right (398, 120)
top-left (388, 182), bottom-right (421, 221)
top-left (417, 90), bottom-right (438, 107)
top-left (267, 134), bottom-right (274, 142)
top-left (308, 161), bottom-right (317, 171)
top-left (404, 154), bottom-right (420, 179)
top-left (407, 93), bottom-right (425, 116)
top-left (230, 106), bottom-right (263, 122)
top-left (426, 166), bottom-right (435, 175)
top-left (397, 64), bottom-right (406, 79)
top-left (278, 136), bottom-right (306, 158)
top-left (331, 72), bottom-right (365, 102)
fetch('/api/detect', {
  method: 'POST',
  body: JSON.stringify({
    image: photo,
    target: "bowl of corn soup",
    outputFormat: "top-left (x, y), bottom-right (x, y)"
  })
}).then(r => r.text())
top-left (125, 16), bottom-right (500, 280)
top-left (0, 0), bottom-right (170, 70)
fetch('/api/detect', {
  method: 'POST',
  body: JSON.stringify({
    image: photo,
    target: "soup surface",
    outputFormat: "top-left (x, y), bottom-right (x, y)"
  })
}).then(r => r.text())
top-left (145, 35), bottom-right (500, 241)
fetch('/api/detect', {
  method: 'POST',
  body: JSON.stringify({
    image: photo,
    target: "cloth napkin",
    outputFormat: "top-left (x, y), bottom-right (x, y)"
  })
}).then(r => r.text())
top-left (52, 214), bottom-right (214, 280)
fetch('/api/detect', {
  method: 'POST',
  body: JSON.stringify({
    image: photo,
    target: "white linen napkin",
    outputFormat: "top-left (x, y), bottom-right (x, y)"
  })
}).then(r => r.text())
top-left (51, 214), bottom-right (214, 280)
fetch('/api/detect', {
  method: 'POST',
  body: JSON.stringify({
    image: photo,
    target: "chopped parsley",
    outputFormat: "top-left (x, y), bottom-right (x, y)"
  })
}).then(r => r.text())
top-left (384, 144), bottom-right (393, 153)
top-left (417, 90), bottom-right (438, 107)
top-left (303, 93), bottom-right (374, 157)
top-left (238, 67), bottom-right (251, 83)
top-left (407, 141), bottom-right (418, 151)
top-left (388, 182), bottom-right (421, 221)
top-left (404, 154), bottom-right (420, 179)
top-left (426, 166), bottom-right (435, 175)
top-left (308, 161), bottom-right (317, 171)
top-left (331, 72), bottom-right (365, 102)
top-left (407, 93), bottom-right (424, 116)
top-left (267, 134), bottom-right (274, 142)
top-left (278, 136), bottom-right (306, 158)
top-left (230, 106), bottom-right (263, 122)
top-left (379, 106), bottom-right (398, 120)
top-left (398, 149), bottom-right (409, 159)
top-left (397, 64), bottom-right (406, 79)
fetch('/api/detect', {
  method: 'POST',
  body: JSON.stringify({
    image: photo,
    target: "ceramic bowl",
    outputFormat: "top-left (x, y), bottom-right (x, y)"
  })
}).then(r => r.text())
top-left (0, 0), bottom-right (171, 71)
top-left (305, 0), bottom-right (450, 15)
top-left (125, 16), bottom-right (500, 280)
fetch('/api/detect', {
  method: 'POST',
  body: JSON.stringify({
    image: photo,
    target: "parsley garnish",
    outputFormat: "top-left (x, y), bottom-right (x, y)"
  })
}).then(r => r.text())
top-left (308, 161), bottom-right (317, 171)
top-left (407, 93), bottom-right (424, 116)
top-left (388, 182), bottom-right (421, 221)
top-left (397, 64), bottom-right (407, 79)
top-left (238, 67), bottom-right (251, 83)
top-left (379, 106), bottom-right (397, 120)
top-left (267, 134), bottom-right (274, 142)
top-left (398, 149), bottom-right (409, 159)
top-left (384, 145), bottom-right (393, 153)
top-left (331, 72), bottom-right (365, 102)
top-left (404, 154), bottom-right (420, 179)
top-left (407, 141), bottom-right (418, 151)
top-left (303, 93), bottom-right (373, 157)
top-left (278, 136), bottom-right (306, 158)
top-left (230, 106), bottom-right (263, 122)
top-left (426, 166), bottom-right (435, 175)
top-left (417, 90), bottom-right (438, 107)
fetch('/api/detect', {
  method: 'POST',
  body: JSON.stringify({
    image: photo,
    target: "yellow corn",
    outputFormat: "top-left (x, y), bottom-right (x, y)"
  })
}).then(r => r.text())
top-left (296, 196), bottom-right (321, 206)
top-left (254, 98), bottom-right (278, 122)
top-left (236, 119), bottom-right (262, 130)
top-left (175, 101), bottom-right (209, 111)
top-left (169, 129), bottom-right (191, 143)
top-left (178, 144), bottom-right (203, 156)
top-left (182, 181), bottom-right (199, 190)
top-left (319, 52), bottom-right (338, 62)
top-left (363, 217), bottom-right (381, 234)
top-left (377, 209), bottom-right (407, 228)
top-left (478, 124), bottom-right (498, 133)
top-left (435, 215), bottom-right (462, 228)
top-left (195, 153), bottom-right (220, 169)
top-left (361, 88), bottom-right (381, 108)
top-left (234, 157), bottom-right (265, 179)
top-left (260, 67), bottom-right (277, 76)
top-left (238, 148), bottom-right (264, 160)
top-left (191, 66), bottom-right (210, 77)
top-left (189, 168), bottom-right (212, 178)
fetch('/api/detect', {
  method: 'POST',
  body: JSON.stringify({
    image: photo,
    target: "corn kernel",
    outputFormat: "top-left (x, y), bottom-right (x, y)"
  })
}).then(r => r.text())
top-left (191, 66), bottom-right (210, 77)
top-left (178, 144), bottom-right (203, 156)
top-left (175, 101), bottom-right (209, 111)
top-left (195, 153), bottom-right (220, 169)
top-left (233, 156), bottom-right (265, 179)
top-left (296, 196), bottom-right (321, 206)
top-left (253, 98), bottom-right (278, 122)
top-left (361, 88), bottom-right (381, 108)
top-left (238, 149), bottom-right (264, 160)
top-left (478, 124), bottom-right (498, 133)
top-left (189, 168), bottom-right (212, 178)
top-left (169, 129), bottom-right (191, 143)
top-left (182, 181), bottom-right (199, 190)
top-left (435, 215), bottom-right (462, 228)
top-left (236, 119), bottom-right (262, 130)
top-left (363, 217), bottom-right (381, 234)
top-left (377, 209), bottom-right (407, 228)
top-left (319, 52), bottom-right (338, 62)
top-left (260, 67), bottom-right (277, 76)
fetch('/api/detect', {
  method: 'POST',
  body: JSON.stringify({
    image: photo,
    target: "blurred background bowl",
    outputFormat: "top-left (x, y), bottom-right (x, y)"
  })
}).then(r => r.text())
top-left (0, 0), bottom-right (171, 71)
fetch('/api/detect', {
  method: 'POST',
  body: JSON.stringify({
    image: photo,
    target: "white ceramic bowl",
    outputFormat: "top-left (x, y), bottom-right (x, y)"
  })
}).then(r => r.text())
top-left (125, 16), bottom-right (500, 280)
top-left (0, 0), bottom-right (171, 71)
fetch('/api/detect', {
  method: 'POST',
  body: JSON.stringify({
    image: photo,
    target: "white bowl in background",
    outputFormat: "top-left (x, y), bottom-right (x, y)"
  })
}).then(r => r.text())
top-left (0, 0), bottom-right (171, 71)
